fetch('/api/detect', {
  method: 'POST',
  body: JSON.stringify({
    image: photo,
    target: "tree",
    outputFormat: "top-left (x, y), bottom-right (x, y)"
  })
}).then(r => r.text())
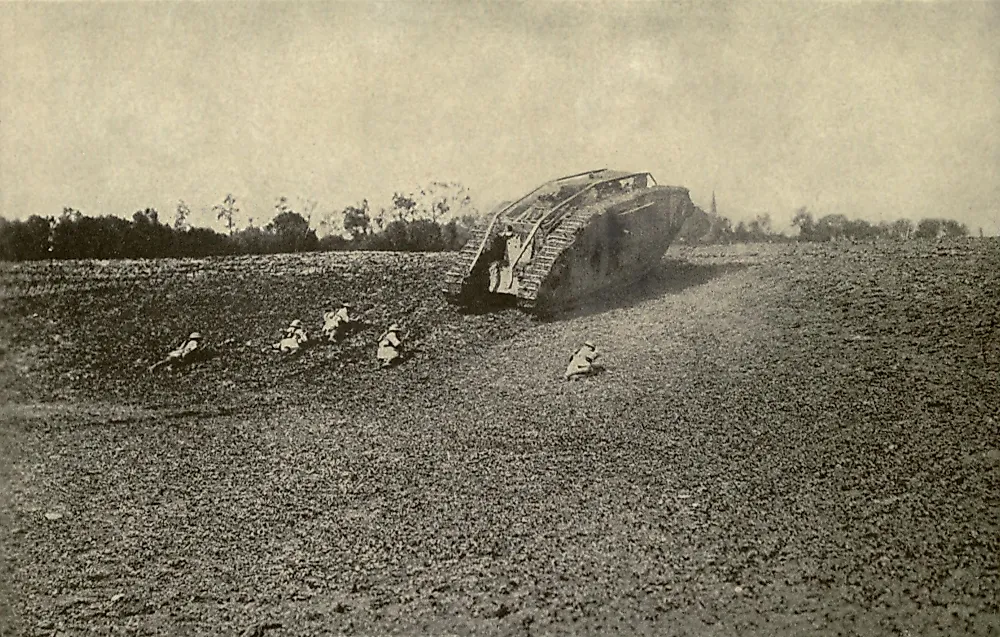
top-left (843, 218), bottom-right (875, 241)
top-left (129, 208), bottom-right (172, 257)
top-left (0, 215), bottom-right (51, 260)
top-left (299, 197), bottom-right (317, 229)
top-left (132, 208), bottom-right (159, 225)
top-left (374, 184), bottom-right (473, 228)
top-left (440, 218), bottom-right (472, 250)
top-left (213, 194), bottom-right (238, 235)
top-left (343, 200), bottom-right (372, 239)
top-left (318, 233), bottom-right (350, 251)
top-left (814, 214), bottom-right (850, 242)
top-left (267, 210), bottom-right (310, 237)
top-left (914, 218), bottom-right (942, 240)
top-left (266, 210), bottom-right (318, 253)
top-left (940, 219), bottom-right (968, 238)
top-left (407, 218), bottom-right (446, 251)
top-left (747, 213), bottom-right (773, 241)
top-left (374, 219), bottom-right (444, 251)
top-left (792, 207), bottom-right (814, 241)
top-left (389, 192), bottom-right (418, 223)
top-left (890, 219), bottom-right (913, 240)
top-left (61, 206), bottom-right (81, 221)
top-left (419, 181), bottom-right (475, 223)
top-left (315, 205), bottom-right (344, 239)
top-left (174, 200), bottom-right (191, 230)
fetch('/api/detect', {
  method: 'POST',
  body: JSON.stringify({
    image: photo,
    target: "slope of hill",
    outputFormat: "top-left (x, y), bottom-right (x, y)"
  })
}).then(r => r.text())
top-left (1, 241), bottom-right (997, 636)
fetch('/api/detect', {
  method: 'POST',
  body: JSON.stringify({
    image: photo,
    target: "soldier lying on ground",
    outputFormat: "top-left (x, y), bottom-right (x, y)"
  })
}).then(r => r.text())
top-left (377, 324), bottom-right (404, 369)
top-left (272, 319), bottom-right (309, 354)
top-left (149, 332), bottom-right (202, 372)
top-left (322, 302), bottom-right (356, 342)
top-left (564, 340), bottom-right (602, 381)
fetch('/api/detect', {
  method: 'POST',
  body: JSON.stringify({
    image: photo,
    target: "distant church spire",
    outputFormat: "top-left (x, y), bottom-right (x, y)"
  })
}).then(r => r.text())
top-left (710, 191), bottom-right (717, 216)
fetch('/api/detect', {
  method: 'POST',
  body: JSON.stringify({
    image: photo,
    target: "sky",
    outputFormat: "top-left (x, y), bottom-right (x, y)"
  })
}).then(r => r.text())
top-left (1, 1), bottom-right (998, 235)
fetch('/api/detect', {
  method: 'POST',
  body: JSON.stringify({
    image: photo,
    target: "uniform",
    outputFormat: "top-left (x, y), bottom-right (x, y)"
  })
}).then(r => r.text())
top-left (150, 332), bottom-right (202, 372)
top-left (275, 320), bottom-right (308, 353)
top-left (565, 341), bottom-right (600, 380)
top-left (322, 304), bottom-right (353, 341)
top-left (377, 324), bottom-right (403, 368)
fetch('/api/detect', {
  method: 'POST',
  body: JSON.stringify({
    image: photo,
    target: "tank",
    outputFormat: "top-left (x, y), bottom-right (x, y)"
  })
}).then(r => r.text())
top-left (444, 169), bottom-right (696, 313)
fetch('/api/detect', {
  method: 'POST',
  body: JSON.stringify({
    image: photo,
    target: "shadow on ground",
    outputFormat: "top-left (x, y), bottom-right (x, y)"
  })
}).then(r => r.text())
top-left (544, 260), bottom-right (750, 322)
top-left (456, 296), bottom-right (520, 316)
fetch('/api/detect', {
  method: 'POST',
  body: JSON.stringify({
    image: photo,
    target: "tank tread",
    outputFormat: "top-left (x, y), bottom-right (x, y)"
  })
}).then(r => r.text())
top-left (515, 206), bottom-right (596, 305)
top-left (443, 221), bottom-right (493, 298)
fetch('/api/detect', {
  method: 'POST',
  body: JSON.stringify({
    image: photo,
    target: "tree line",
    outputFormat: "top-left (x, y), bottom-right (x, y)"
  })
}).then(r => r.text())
top-left (0, 185), bottom-right (979, 262)
top-left (676, 196), bottom-right (973, 245)
top-left (0, 183), bottom-right (482, 261)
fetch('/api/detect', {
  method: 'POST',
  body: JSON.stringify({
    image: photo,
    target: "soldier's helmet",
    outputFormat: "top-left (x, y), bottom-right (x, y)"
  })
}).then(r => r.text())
top-left (189, 332), bottom-right (202, 340)
top-left (341, 302), bottom-right (352, 308)
top-left (290, 319), bottom-right (302, 328)
top-left (584, 340), bottom-right (595, 349)
top-left (387, 323), bottom-right (401, 333)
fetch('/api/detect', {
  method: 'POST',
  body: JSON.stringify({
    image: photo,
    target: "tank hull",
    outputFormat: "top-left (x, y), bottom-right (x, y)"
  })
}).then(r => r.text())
top-left (444, 170), bottom-right (696, 313)
top-left (530, 187), bottom-right (691, 310)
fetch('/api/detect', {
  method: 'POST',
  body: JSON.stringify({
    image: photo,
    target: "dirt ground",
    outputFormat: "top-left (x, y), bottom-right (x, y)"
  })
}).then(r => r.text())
top-left (1, 241), bottom-right (998, 636)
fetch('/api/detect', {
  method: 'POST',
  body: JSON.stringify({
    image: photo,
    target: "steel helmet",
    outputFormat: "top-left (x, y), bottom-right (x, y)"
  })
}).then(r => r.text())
top-left (189, 332), bottom-right (202, 340)
top-left (290, 319), bottom-right (302, 328)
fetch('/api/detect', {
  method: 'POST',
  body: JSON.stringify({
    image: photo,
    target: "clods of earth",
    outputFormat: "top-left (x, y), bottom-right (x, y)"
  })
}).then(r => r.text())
top-left (1, 241), bottom-right (998, 636)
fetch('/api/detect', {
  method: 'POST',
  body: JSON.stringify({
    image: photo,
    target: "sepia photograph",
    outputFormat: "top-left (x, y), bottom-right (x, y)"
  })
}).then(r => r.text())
top-left (1, 1), bottom-right (997, 635)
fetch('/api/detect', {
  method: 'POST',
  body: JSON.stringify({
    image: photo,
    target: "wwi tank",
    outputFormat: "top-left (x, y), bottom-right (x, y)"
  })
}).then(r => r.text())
top-left (444, 169), bottom-right (696, 313)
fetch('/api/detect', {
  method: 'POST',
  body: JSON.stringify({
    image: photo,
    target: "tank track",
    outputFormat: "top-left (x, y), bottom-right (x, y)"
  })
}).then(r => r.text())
top-left (514, 206), bottom-right (596, 307)
top-left (445, 204), bottom-right (597, 311)
top-left (442, 220), bottom-right (493, 298)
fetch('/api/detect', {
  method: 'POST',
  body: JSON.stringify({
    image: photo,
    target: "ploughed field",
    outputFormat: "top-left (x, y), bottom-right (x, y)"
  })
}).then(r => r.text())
top-left (1, 241), bottom-right (998, 636)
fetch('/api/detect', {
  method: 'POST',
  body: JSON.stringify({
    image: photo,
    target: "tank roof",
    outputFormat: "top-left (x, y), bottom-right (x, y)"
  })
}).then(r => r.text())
top-left (498, 169), bottom-right (656, 223)
top-left (556, 168), bottom-right (643, 184)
